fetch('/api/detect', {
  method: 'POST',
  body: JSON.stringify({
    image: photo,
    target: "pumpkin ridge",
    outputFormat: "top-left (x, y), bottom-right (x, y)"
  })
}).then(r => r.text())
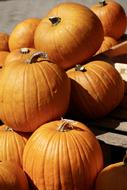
top-left (43, 131), bottom-right (61, 189)
top-left (90, 62), bottom-right (124, 104)
top-left (70, 131), bottom-right (94, 186)
top-left (69, 131), bottom-right (90, 184)
top-left (85, 65), bottom-right (113, 111)
top-left (64, 132), bottom-right (75, 188)
top-left (22, 65), bottom-right (29, 128)
top-left (37, 63), bottom-right (54, 99)
top-left (45, 61), bottom-right (64, 82)
top-left (84, 70), bottom-right (107, 113)
top-left (71, 73), bottom-right (94, 117)
top-left (74, 130), bottom-right (101, 178)
top-left (31, 64), bottom-right (39, 114)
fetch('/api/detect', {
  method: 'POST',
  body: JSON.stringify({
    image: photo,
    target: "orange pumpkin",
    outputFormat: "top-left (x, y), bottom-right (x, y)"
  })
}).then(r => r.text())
top-left (0, 32), bottom-right (9, 51)
top-left (91, 0), bottom-right (127, 40)
top-left (23, 119), bottom-right (103, 190)
top-left (0, 51), bottom-right (10, 68)
top-left (0, 125), bottom-right (30, 167)
top-left (9, 18), bottom-right (41, 51)
top-left (5, 47), bottom-right (38, 65)
top-left (67, 60), bottom-right (124, 119)
top-left (0, 161), bottom-right (29, 190)
top-left (96, 36), bottom-right (118, 55)
top-left (0, 52), bottom-right (70, 132)
top-left (95, 152), bottom-right (127, 190)
top-left (34, 2), bottom-right (104, 69)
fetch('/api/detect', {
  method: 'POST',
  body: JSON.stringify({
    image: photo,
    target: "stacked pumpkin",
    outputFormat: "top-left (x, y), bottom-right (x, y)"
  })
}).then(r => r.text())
top-left (0, 1), bottom-right (126, 190)
top-left (91, 0), bottom-right (127, 53)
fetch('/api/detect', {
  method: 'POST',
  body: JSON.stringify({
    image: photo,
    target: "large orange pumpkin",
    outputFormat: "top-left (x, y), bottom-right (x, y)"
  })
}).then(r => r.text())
top-left (23, 119), bottom-right (103, 190)
top-left (0, 32), bottom-right (9, 51)
top-left (91, 0), bottom-right (127, 40)
top-left (67, 60), bottom-right (124, 119)
top-left (0, 161), bottom-right (29, 190)
top-left (0, 125), bottom-right (30, 167)
top-left (95, 152), bottom-right (127, 190)
top-left (0, 52), bottom-right (70, 132)
top-left (34, 2), bottom-right (104, 69)
top-left (9, 18), bottom-right (41, 51)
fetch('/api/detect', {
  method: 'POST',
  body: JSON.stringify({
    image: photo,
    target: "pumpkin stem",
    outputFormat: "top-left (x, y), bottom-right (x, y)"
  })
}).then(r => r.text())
top-left (75, 64), bottom-right (86, 72)
top-left (99, 0), bottom-right (107, 6)
top-left (5, 126), bottom-right (13, 132)
top-left (26, 52), bottom-right (48, 64)
top-left (57, 120), bottom-right (74, 132)
top-left (49, 16), bottom-right (61, 26)
top-left (20, 48), bottom-right (30, 54)
top-left (123, 150), bottom-right (127, 166)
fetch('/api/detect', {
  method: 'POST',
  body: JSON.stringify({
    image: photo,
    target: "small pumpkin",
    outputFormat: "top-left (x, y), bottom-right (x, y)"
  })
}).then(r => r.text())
top-left (0, 51), bottom-right (10, 68)
top-left (91, 0), bottom-right (127, 40)
top-left (34, 2), bottom-right (104, 69)
top-left (0, 52), bottom-right (70, 132)
top-left (23, 119), bottom-right (103, 190)
top-left (67, 60), bottom-right (124, 119)
top-left (0, 32), bottom-right (9, 51)
top-left (95, 151), bottom-right (127, 190)
top-left (9, 18), bottom-right (41, 51)
top-left (96, 36), bottom-right (118, 55)
top-left (0, 125), bottom-right (30, 167)
top-left (0, 161), bottom-right (29, 190)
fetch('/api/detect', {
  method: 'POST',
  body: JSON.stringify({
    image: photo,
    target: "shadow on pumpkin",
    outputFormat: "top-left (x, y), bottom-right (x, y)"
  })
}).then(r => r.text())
top-left (65, 78), bottom-right (123, 133)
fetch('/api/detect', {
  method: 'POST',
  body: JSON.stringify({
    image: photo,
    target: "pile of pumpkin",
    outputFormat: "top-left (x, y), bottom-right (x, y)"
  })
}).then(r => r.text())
top-left (0, 0), bottom-right (127, 190)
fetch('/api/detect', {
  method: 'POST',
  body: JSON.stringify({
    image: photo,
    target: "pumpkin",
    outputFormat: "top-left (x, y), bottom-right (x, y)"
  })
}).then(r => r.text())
top-left (0, 161), bottom-right (29, 190)
top-left (0, 52), bottom-right (70, 132)
top-left (5, 47), bottom-right (38, 65)
top-left (91, 0), bottom-right (127, 40)
top-left (9, 18), bottom-right (41, 51)
top-left (23, 119), bottom-right (103, 190)
top-left (0, 51), bottom-right (10, 68)
top-left (67, 60), bottom-right (124, 119)
top-left (96, 36), bottom-right (118, 55)
top-left (0, 32), bottom-right (9, 51)
top-left (95, 151), bottom-right (127, 190)
top-left (0, 125), bottom-right (30, 167)
top-left (34, 2), bottom-right (104, 69)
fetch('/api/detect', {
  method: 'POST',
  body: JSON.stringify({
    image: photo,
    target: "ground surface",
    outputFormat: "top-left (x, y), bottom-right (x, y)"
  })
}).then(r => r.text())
top-left (0, 0), bottom-right (126, 34)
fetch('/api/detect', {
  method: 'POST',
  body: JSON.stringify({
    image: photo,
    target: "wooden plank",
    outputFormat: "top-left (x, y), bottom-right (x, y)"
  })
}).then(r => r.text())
top-left (89, 127), bottom-right (127, 148)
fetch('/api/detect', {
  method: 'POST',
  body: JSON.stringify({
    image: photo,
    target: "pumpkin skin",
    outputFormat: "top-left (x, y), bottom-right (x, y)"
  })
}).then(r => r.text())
top-left (0, 51), bottom-right (10, 68)
top-left (34, 2), bottom-right (104, 69)
top-left (0, 125), bottom-right (30, 167)
top-left (95, 160), bottom-right (127, 190)
top-left (9, 18), bottom-right (41, 51)
top-left (96, 36), bottom-right (118, 55)
top-left (23, 119), bottom-right (103, 190)
top-left (0, 161), bottom-right (29, 190)
top-left (5, 47), bottom-right (38, 65)
top-left (0, 52), bottom-right (71, 132)
top-left (91, 0), bottom-right (127, 40)
top-left (67, 60), bottom-right (124, 119)
top-left (0, 32), bottom-right (9, 51)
